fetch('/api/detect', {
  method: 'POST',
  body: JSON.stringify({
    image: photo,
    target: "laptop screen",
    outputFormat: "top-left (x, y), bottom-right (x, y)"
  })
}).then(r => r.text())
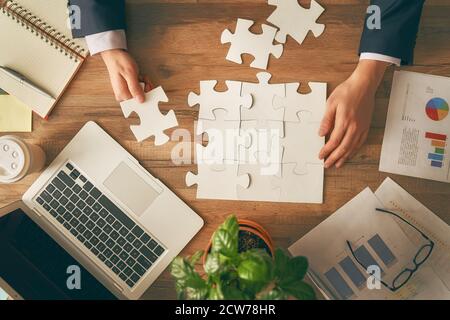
top-left (0, 208), bottom-right (116, 300)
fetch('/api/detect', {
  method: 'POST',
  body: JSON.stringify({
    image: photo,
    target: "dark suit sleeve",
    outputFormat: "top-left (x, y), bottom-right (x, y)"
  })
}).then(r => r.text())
top-left (359, 0), bottom-right (425, 65)
top-left (69, 0), bottom-right (126, 38)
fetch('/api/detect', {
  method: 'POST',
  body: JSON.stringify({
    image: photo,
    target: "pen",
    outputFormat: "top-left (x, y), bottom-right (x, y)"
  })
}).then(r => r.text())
top-left (0, 66), bottom-right (54, 99)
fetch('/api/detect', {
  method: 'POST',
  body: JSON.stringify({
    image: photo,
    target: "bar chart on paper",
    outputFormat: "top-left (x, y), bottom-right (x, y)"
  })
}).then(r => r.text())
top-left (323, 234), bottom-right (397, 300)
top-left (380, 71), bottom-right (450, 183)
top-left (425, 132), bottom-right (447, 168)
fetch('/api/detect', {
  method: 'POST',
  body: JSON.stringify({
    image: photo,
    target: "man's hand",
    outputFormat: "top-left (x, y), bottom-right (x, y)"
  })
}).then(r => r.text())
top-left (101, 49), bottom-right (152, 103)
top-left (318, 60), bottom-right (390, 169)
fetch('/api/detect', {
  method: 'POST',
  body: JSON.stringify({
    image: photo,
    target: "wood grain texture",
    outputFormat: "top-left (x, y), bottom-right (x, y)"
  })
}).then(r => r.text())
top-left (0, 0), bottom-right (449, 300)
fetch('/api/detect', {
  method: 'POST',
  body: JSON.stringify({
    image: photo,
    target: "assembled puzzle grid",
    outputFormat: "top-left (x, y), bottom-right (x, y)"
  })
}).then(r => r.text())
top-left (187, 0), bottom-right (327, 204)
top-left (118, 0), bottom-right (328, 204)
top-left (187, 72), bottom-right (327, 204)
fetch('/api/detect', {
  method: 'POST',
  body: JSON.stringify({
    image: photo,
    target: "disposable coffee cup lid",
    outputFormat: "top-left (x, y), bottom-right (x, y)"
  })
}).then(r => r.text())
top-left (0, 136), bottom-right (29, 183)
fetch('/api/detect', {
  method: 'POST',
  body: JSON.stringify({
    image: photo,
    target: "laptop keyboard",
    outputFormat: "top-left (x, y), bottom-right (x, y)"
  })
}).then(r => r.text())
top-left (35, 162), bottom-right (166, 289)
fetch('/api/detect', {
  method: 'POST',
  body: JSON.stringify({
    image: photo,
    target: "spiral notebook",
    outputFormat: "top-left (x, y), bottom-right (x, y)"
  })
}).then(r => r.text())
top-left (0, 0), bottom-right (89, 118)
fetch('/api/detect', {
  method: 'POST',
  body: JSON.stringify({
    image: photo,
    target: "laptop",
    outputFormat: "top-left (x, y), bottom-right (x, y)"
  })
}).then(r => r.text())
top-left (1, 121), bottom-right (204, 300)
top-left (0, 203), bottom-right (117, 300)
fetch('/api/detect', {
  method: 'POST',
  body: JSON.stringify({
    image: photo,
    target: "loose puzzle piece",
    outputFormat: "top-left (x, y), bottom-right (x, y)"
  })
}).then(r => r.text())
top-left (273, 82), bottom-right (327, 122)
top-left (221, 18), bottom-right (284, 70)
top-left (281, 121), bottom-right (324, 174)
top-left (237, 163), bottom-right (281, 202)
top-left (186, 162), bottom-right (250, 200)
top-left (267, 0), bottom-right (325, 45)
top-left (188, 80), bottom-right (253, 121)
top-left (120, 86), bottom-right (178, 145)
top-left (241, 72), bottom-right (285, 123)
top-left (239, 120), bottom-right (284, 166)
top-left (271, 163), bottom-right (324, 203)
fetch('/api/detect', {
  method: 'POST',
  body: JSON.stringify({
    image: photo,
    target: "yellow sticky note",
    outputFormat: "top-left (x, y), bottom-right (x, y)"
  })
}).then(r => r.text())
top-left (0, 95), bottom-right (32, 132)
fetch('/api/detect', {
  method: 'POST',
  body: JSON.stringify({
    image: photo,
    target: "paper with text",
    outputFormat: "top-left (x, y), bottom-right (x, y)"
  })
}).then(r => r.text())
top-left (380, 71), bottom-right (450, 183)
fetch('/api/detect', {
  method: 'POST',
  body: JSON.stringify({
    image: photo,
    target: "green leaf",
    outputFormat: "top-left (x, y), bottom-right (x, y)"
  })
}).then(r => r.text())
top-left (204, 253), bottom-right (220, 275)
top-left (186, 285), bottom-right (209, 300)
top-left (281, 280), bottom-right (316, 300)
top-left (288, 256), bottom-right (308, 280)
top-left (171, 257), bottom-right (191, 280)
top-left (171, 256), bottom-right (207, 299)
top-left (185, 274), bottom-right (207, 289)
top-left (175, 281), bottom-right (186, 300)
top-left (208, 283), bottom-right (225, 300)
top-left (238, 279), bottom-right (265, 299)
top-left (210, 215), bottom-right (240, 258)
top-left (274, 249), bottom-right (290, 277)
top-left (279, 256), bottom-right (309, 286)
top-left (189, 250), bottom-right (204, 265)
top-left (221, 215), bottom-right (239, 238)
top-left (211, 229), bottom-right (237, 257)
top-left (222, 285), bottom-right (248, 300)
top-left (237, 253), bottom-right (271, 283)
top-left (220, 268), bottom-right (239, 283)
top-left (258, 288), bottom-right (286, 300)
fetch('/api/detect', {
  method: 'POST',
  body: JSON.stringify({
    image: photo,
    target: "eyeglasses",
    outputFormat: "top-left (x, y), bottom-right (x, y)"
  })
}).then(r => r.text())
top-left (346, 208), bottom-right (434, 292)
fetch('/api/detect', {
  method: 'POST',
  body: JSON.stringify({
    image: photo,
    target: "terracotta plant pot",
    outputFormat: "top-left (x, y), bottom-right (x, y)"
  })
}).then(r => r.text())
top-left (203, 219), bottom-right (275, 265)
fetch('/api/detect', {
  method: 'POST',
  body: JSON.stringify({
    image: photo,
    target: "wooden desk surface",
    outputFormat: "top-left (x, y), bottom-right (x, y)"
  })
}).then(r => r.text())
top-left (1, 0), bottom-right (449, 299)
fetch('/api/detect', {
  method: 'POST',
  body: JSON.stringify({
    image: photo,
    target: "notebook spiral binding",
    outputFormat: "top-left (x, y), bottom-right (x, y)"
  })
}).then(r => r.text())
top-left (1, 0), bottom-right (86, 62)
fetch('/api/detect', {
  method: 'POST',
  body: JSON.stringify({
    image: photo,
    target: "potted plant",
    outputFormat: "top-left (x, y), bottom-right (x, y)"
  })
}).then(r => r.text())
top-left (170, 215), bottom-right (315, 300)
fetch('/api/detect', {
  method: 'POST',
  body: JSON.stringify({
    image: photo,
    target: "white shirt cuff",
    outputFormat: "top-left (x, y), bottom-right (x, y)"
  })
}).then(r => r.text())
top-left (360, 53), bottom-right (401, 66)
top-left (85, 30), bottom-right (128, 56)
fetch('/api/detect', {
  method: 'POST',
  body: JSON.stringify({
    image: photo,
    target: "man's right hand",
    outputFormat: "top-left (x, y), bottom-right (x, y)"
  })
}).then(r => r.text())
top-left (101, 49), bottom-right (152, 103)
top-left (318, 59), bottom-right (389, 169)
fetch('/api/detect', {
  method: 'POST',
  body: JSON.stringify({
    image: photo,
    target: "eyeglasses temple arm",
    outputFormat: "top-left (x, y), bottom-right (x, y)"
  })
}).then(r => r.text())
top-left (375, 208), bottom-right (433, 241)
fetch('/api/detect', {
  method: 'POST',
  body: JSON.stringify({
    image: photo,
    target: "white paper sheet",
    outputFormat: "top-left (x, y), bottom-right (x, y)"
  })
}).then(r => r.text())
top-left (289, 179), bottom-right (450, 300)
top-left (380, 71), bottom-right (450, 183)
top-left (375, 177), bottom-right (450, 292)
top-left (289, 187), bottom-right (419, 299)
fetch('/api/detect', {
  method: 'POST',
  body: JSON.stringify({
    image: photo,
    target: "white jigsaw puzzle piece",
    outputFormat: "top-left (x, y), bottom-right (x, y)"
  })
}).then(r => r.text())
top-left (237, 163), bottom-right (281, 202)
top-left (241, 72), bottom-right (285, 123)
top-left (281, 121), bottom-right (324, 174)
top-left (188, 80), bottom-right (253, 120)
top-left (186, 161), bottom-right (250, 200)
top-left (221, 18), bottom-right (284, 70)
top-left (239, 120), bottom-right (284, 167)
top-left (196, 110), bottom-right (251, 164)
top-left (273, 82), bottom-right (327, 122)
top-left (267, 0), bottom-right (325, 44)
top-left (254, 146), bottom-right (284, 176)
top-left (271, 163), bottom-right (324, 204)
top-left (120, 86), bottom-right (178, 145)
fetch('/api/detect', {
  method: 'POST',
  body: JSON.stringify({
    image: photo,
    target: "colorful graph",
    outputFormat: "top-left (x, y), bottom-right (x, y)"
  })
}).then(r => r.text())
top-left (425, 132), bottom-right (447, 168)
top-left (425, 98), bottom-right (449, 121)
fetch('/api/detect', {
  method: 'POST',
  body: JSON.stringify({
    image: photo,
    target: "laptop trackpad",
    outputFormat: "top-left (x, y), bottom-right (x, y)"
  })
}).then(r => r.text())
top-left (104, 162), bottom-right (160, 217)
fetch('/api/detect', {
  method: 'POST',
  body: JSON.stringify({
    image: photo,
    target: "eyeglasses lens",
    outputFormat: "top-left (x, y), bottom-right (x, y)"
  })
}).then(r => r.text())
top-left (414, 244), bottom-right (433, 265)
top-left (393, 269), bottom-right (412, 289)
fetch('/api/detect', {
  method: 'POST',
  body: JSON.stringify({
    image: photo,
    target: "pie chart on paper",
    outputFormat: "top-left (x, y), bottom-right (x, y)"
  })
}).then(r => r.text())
top-left (425, 97), bottom-right (449, 121)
